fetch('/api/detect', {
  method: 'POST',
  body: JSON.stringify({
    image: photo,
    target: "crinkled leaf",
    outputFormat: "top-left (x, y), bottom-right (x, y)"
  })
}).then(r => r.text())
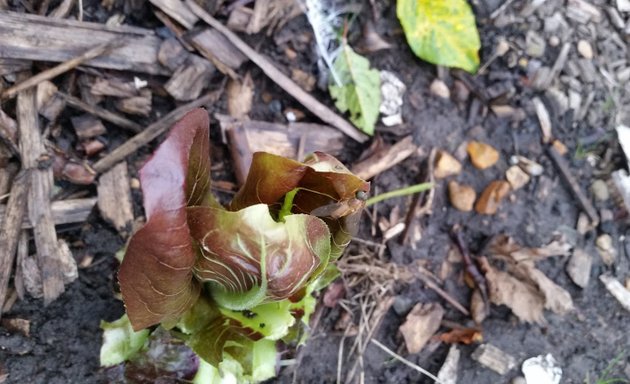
top-left (100, 315), bottom-right (150, 367)
top-left (328, 44), bottom-right (381, 135)
top-left (230, 152), bottom-right (369, 259)
top-left (397, 0), bottom-right (481, 73)
top-left (187, 204), bottom-right (331, 308)
top-left (119, 108), bottom-right (211, 331)
top-left (220, 301), bottom-right (296, 340)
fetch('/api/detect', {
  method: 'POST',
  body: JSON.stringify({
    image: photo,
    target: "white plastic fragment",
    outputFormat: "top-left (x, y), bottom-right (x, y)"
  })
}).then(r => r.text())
top-left (522, 354), bottom-right (562, 384)
top-left (600, 274), bottom-right (630, 312)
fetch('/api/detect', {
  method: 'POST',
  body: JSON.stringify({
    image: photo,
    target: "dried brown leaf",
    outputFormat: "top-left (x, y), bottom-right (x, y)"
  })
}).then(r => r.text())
top-left (399, 302), bottom-right (444, 353)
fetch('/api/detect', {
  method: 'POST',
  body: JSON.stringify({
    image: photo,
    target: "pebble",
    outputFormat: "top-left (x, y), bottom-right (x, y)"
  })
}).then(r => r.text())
top-left (506, 165), bottom-right (530, 190)
top-left (448, 181), bottom-right (476, 212)
top-left (591, 179), bottom-right (610, 201)
top-left (526, 30), bottom-right (546, 58)
top-left (434, 150), bottom-right (462, 179)
top-left (617, 67), bottom-right (630, 83)
top-left (596, 234), bottom-right (616, 266)
top-left (475, 181), bottom-right (511, 215)
top-left (548, 36), bottom-right (560, 47)
top-left (566, 248), bottom-right (592, 288)
top-left (430, 79), bottom-right (450, 99)
top-left (577, 40), bottom-right (593, 59)
top-left (467, 141), bottom-right (500, 169)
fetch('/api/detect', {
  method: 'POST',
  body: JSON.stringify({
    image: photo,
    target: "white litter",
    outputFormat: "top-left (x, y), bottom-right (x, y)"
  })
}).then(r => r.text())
top-left (522, 354), bottom-right (562, 384)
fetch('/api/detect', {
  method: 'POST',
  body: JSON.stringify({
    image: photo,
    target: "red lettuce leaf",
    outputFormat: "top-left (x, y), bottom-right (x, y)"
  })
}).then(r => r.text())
top-left (119, 108), bottom-right (210, 331)
top-left (187, 204), bottom-right (331, 308)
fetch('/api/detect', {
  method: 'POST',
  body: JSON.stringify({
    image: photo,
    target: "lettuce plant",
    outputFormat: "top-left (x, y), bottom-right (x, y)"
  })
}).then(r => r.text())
top-left (100, 109), bottom-right (369, 383)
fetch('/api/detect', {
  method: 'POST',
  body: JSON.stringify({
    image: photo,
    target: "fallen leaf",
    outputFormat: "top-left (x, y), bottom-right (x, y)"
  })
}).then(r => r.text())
top-left (448, 180), bottom-right (476, 212)
top-left (515, 263), bottom-right (574, 315)
top-left (329, 43), bottom-right (381, 135)
top-left (475, 181), bottom-right (510, 215)
top-left (470, 289), bottom-right (488, 324)
top-left (399, 302), bottom-right (444, 353)
top-left (467, 141), bottom-right (500, 169)
top-left (437, 328), bottom-right (482, 345)
top-left (434, 150), bottom-right (462, 179)
top-left (227, 73), bottom-right (253, 120)
top-left (488, 234), bottom-right (571, 263)
top-left (479, 258), bottom-right (546, 324)
top-left (397, 0), bottom-right (480, 73)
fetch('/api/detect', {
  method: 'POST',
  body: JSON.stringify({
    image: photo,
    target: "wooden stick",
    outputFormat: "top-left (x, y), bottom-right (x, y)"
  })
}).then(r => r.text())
top-left (0, 170), bottom-right (30, 318)
top-left (17, 73), bottom-right (65, 305)
top-left (184, 0), bottom-right (368, 143)
top-left (546, 145), bottom-right (599, 225)
top-left (0, 198), bottom-right (97, 228)
top-left (351, 136), bottom-right (417, 180)
top-left (92, 91), bottom-right (221, 174)
top-left (2, 40), bottom-right (122, 100)
top-left (58, 92), bottom-right (142, 133)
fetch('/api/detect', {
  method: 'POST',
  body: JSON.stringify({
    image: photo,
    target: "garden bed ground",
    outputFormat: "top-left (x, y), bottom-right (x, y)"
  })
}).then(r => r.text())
top-left (1, 0), bottom-right (629, 383)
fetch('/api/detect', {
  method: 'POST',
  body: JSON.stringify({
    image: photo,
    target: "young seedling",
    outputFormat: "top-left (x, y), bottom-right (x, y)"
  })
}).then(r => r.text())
top-left (100, 109), bottom-right (369, 383)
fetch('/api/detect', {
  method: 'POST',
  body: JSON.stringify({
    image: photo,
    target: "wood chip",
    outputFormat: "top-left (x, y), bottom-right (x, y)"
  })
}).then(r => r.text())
top-left (17, 75), bottom-right (66, 304)
top-left (58, 92), bottom-right (142, 133)
top-left (0, 12), bottom-right (168, 75)
top-left (471, 344), bottom-right (516, 375)
top-left (149, 0), bottom-right (198, 29)
top-left (222, 117), bottom-right (344, 184)
top-left (158, 37), bottom-right (190, 72)
top-left (437, 345), bottom-right (460, 384)
top-left (351, 136), bottom-right (418, 180)
top-left (91, 77), bottom-right (139, 98)
top-left (399, 302), bottom-right (444, 354)
top-left (506, 165), bottom-right (530, 190)
top-left (116, 89), bottom-right (152, 116)
top-left (36, 81), bottom-right (65, 121)
top-left (599, 274), bottom-right (630, 312)
top-left (0, 170), bottom-right (30, 318)
top-left (189, 28), bottom-right (247, 74)
top-left (71, 114), bottom-right (107, 140)
top-left (165, 55), bottom-right (215, 101)
top-left (97, 162), bottom-right (134, 235)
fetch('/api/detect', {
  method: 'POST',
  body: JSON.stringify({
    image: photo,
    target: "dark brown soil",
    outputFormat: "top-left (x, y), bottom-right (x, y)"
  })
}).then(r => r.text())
top-left (1, 1), bottom-right (629, 383)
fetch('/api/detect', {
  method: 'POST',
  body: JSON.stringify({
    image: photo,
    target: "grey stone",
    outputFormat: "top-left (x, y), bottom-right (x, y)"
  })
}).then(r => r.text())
top-left (577, 59), bottom-right (597, 83)
top-left (392, 295), bottom-right (414, 316)
top-left (617, 67), bottom-right (630, 82)
top-left (566, 249), bottom-right (592, 288)
top-left (591, 179), bottom-right (610, 201)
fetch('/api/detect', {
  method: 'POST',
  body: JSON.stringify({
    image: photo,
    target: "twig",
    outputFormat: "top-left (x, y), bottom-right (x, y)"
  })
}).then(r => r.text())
top-left (184, 0), bottom-right (368, 143)
top-left (370, 338), bottom-right (442, 383)
top-left (400, 149), bottom-right (436, 244)
top-left (451, 225), bottom-right (489, 308)
top-left (365, 182), bottom-right (433, 207)
top-left (546, 145), bottom-right (599, 225)
top-left (416, 270), bottom-right (470, 316)
top-left (0, 170), bottom-right (30, 318)
top-left (351, 136), bottom-right (417, 180)
top-left (1, 39), bottom-right (122, 100)
top-left (0, 198), bottom-right (97, 228)
top-left (58, 92), bottom-right (143, 133)
top-left (92, 90), bottom-right (221, 174)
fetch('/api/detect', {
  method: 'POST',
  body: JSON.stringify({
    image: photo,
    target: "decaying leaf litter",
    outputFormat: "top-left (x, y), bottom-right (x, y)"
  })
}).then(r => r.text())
top-left (0, 0), bottom-right (629, 383)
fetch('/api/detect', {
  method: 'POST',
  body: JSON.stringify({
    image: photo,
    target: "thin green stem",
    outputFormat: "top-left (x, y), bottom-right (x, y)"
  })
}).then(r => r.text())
top-left (365, 182), bottom-right (433, 207)
top-left (278, 188), bottom-right (299, 222)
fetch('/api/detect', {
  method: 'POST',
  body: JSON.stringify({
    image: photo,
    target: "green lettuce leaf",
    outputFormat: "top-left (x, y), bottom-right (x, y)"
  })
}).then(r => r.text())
top-left (328, 43), bottom-right (381, 135)
top-left (100, 314), bottom-right (149, 367)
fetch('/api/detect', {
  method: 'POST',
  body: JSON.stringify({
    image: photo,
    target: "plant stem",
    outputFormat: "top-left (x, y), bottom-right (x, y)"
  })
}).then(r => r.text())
top-left (278, 188), bottom-right (299, 222)
top-left (365, 182), bottom-right (433, 207)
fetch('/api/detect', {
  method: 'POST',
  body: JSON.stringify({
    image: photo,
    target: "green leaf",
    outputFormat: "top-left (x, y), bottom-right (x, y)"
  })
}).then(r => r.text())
top-left (220, 301), bottom-right (296, 340)
top-left (100, 314), bottom-right (149, 367)
top-left (328, 44), bottom-right (381, 135)
top-left (397, 0), bottom-right (481, 73)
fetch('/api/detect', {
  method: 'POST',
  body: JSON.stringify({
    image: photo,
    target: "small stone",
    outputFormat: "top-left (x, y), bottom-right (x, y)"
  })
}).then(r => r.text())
top-left (596, 234), bottom-right (616, 266)
top-left (576, 213), bottom-right (593, 234)
top-left (577, 40), bottom-right (593, 59)
top-left (506, 165), bottom-right (530, 190)
top-left (496, 38), bottom-right (510, 56)
top-left (617, 67), bottom-right (630, 83)
top-left (475, 181), bottom-right (511, 215)
top-left (471, 344), bottom-right (516, 375)
top-left (591, 179), bottom-right (610, 201)
top-left (548, 36), bottom-right (560, 47)
top-left (552, 140), bottom-right (568, 156)
top-left (511, 377), bottom-right (527, 384)
top-left (434, 150), bottom-right (462, 179)
top-left (430, 79), bottom-right (450, 99)
top-left (511, 155), bottom-right (544, 176)
top-left (448, 181), bottom-right (476, 212)
top-left (392, 295), bottom-right (414, 316)
top-left (526, 30), bottom-right (546, 58)
top-left (467, 141), bottom-right (500, 169)
top-left (566, 249), bottom-right (592, 288)
top-left (130, 177), bottom-right (140, 189)
top-left (617, 0), bottom-right (630, 12)
top-left (568, 90), bottom-right (582, 111)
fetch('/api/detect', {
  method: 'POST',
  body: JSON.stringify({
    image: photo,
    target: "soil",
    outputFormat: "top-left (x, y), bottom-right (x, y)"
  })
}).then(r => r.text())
top-left (1, 1), bottom-right (630, 384)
